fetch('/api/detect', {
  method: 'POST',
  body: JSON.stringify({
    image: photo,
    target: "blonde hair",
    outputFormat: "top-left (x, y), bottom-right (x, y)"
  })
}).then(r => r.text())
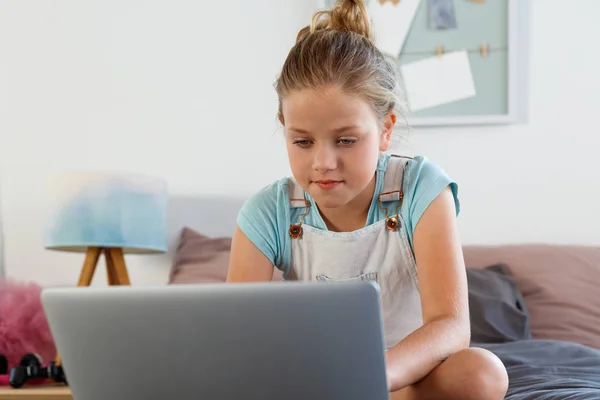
top-left (275, 0), bottom-right (407, 133)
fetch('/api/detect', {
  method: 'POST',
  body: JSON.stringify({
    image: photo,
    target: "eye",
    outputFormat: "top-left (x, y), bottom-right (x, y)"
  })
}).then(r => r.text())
top-left (337, 138), bottom-right (356, 146)
top-left (293, 140), bottom-right (311, 148)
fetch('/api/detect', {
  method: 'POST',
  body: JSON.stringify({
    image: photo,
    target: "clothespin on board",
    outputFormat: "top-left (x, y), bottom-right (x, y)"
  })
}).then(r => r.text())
top-left (436, 45), bottom-right (444, 58)
top-left (481, 42), bottom-right (488, 58)
top-left (379, 0), bottom-right (401, 5)
top-left (468, 0), bottom-right (486, 3)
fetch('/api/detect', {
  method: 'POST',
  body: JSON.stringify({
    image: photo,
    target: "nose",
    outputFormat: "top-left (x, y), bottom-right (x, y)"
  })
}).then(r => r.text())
top-left (312, 143), bottom-right (338, 172)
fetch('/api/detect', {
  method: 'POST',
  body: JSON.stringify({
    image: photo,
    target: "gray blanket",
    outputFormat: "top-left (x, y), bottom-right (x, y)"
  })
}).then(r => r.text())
top-left (477, 339), bottom-right (600, 399)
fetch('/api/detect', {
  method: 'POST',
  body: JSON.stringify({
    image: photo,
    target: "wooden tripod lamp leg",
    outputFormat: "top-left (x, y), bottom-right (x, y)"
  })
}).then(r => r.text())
top-left (104, 248), bottom-right (117, 285)
top-left (105, 247), bottom-right (131, 285)
top-left (77, 247), bottom-right (101, 287)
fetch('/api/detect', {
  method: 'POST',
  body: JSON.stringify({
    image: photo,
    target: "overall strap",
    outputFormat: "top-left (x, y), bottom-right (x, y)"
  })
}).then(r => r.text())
top-left (378, 155), bottom-right (411, 232)
top-left (288, 178), bottom-right (307, 208)
top-left (379, 155), bottom-right (411, 203)
top-left (288, 178), bottom-right (310, 239)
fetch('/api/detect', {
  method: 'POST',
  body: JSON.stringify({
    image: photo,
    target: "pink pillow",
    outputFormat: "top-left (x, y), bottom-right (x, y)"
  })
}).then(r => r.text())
top-left (463, 244), bottom-right (600, 350)
top-left (169, 227), bottom-right (283, 284)
top-left (0, 278), bottom-right (57, 369)
top-left (169, 227), bottom-right (232, 284)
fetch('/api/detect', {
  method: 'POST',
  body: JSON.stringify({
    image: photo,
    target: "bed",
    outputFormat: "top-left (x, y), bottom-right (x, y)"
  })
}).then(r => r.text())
top-left (463, 246), bottom-right (600, 399)
top-left (481, 339), bottom-right (600, 399)
top-left (165, 195), bottom-right (600, 399)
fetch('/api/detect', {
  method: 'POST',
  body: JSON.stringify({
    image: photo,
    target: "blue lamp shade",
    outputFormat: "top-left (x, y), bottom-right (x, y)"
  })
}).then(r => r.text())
top-left (44, 171), bottom-right (168, 253)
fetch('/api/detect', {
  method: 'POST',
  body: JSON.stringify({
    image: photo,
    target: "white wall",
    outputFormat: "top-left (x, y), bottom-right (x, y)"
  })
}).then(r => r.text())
top-left (1, 0), bottom-right (599, 287)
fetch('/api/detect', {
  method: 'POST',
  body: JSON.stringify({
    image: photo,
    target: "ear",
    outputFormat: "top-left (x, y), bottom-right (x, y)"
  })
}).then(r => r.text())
top-left (379, 111), bottom-right (397, 152)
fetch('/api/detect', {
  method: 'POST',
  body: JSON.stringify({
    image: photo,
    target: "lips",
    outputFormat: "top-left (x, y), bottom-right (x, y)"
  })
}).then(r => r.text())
top-left (314, 180), bottom-right (342, 190)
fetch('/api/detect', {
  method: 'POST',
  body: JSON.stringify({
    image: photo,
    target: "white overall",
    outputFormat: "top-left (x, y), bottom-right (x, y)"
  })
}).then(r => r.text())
top-left (286, 156), bottom-right (424, 350)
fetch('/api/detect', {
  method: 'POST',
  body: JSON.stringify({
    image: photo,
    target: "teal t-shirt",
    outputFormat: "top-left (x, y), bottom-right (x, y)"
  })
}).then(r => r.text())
top-left (237, 153), bottom-right (460, 278)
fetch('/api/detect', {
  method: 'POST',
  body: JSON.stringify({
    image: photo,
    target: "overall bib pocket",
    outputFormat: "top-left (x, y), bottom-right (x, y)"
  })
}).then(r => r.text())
top-left (316, 271), bottom-right (378, 283)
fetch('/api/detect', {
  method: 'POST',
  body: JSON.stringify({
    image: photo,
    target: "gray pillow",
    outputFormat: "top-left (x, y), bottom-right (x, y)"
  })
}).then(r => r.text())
top-left (466, 264), bottom-right (532, 344)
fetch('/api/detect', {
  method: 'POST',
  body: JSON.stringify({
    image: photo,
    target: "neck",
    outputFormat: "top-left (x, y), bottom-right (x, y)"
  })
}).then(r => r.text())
top-left (317, 174), bottom-right (377, 232)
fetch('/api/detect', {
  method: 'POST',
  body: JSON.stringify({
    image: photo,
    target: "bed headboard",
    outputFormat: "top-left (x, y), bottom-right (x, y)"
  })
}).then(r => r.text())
top-left (165, 194), bottom-right (247, 255)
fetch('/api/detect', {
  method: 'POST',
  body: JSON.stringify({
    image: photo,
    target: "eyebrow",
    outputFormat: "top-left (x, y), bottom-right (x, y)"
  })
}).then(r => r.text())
top-left (288, 125), bottom-right (360, 134)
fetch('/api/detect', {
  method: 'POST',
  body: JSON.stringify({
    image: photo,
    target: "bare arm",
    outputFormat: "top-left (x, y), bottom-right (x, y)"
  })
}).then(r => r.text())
top-left (385, 186), bottom-right (470, 392)
top-left (226, 225), bottom-right (275, 282)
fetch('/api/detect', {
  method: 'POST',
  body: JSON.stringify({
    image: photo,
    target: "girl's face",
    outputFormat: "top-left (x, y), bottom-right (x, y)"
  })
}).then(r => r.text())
top-left (281, 85), bottom-right (395, 210)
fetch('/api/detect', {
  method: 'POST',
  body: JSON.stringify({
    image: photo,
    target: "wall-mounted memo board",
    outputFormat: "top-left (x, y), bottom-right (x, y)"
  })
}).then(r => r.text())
top-left (315, 0), bottom-right (531, 127)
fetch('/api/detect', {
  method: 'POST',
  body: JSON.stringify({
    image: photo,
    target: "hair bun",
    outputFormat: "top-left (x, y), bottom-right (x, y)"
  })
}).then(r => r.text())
top-left (330, 0), bottom-right (373, 40)
top-left (301, 0), bottom-right (373, 43)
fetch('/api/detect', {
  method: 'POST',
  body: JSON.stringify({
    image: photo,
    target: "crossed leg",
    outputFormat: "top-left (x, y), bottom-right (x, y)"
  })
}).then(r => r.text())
top-left (391, 347), bottom-right (509, 400)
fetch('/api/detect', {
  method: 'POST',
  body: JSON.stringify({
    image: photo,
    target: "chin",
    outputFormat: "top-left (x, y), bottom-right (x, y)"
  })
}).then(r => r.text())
top-left (308, 191), bottom-right (353, 209)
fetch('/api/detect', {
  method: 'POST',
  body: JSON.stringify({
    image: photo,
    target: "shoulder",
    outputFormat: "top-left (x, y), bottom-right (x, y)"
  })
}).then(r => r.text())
top-left (239, 177), bottom-right (290, 217)
top-left (405, 156), bottom-right (457, 193)
top-left (236, 178), bottom-right (291, 268)
top-left (394, 155), bottom-right (460, 244)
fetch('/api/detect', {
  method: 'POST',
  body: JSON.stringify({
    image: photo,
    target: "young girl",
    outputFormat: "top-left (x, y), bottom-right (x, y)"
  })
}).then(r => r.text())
top-left (227, 0), bottom-right (509, 398)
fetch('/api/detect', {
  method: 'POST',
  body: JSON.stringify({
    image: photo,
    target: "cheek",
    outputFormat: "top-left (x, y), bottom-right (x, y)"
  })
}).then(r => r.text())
top-left (286, 146), bottom-right (309, 174)
top-left (344, 143), bottom-right (380, 180)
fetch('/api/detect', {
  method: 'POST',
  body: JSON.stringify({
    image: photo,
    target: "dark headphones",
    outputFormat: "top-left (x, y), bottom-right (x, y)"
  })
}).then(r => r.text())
top-left (0, 354), bottom-right (7, 375)
top-left (8, 353), bottom-right (67, 388)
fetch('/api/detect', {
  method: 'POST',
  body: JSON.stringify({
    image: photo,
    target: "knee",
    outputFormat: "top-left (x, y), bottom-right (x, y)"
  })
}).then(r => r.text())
top-left (453, 347), bottom-right (508, 400)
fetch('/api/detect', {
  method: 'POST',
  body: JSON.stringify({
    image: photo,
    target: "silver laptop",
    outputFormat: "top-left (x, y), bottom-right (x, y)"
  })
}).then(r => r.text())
top-left (41, 281), bottom-right (389, 400)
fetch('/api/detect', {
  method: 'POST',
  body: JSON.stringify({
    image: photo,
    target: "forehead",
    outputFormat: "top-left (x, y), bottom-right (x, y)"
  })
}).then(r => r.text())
top-left (281, 86), bottom-right (376, 130)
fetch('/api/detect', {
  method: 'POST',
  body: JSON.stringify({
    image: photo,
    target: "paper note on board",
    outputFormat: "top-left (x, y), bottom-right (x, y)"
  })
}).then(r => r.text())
top-left (368, 0), bottom-right (422, 57)
top-left (428, 0), bottom-right (457, 30)
top-left (400, 50), bottom-right (476, 112)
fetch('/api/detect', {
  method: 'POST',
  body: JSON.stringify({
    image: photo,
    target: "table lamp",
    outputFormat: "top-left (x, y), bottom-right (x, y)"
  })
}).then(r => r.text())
top-left (44, 170), bottom-right (168, 287)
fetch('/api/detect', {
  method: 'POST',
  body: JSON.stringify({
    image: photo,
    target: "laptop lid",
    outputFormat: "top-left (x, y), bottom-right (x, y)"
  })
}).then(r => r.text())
top-left (41, 281), bottom-right (389, 400)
